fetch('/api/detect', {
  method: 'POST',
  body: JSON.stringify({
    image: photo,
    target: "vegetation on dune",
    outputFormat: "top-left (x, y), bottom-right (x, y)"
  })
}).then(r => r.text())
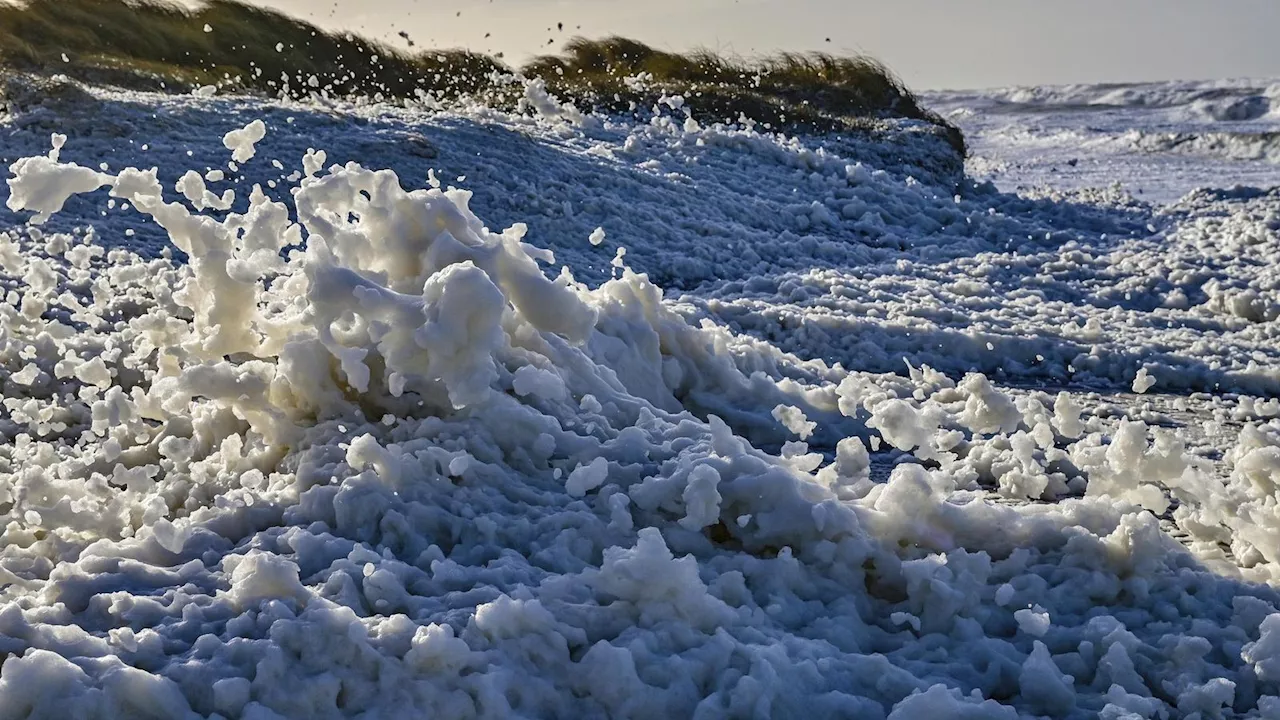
top-left (0, 0), bottom-right (502, 97)
top-left (525, 37), bottom-right (953, 140)
top-left (0, 0), bottom-right (963, 153)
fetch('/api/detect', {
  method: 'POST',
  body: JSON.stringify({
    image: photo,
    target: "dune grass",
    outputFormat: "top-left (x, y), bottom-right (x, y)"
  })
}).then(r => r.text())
top-left (0, 0), bottom-right (502, 97)
top-left (0, 0), bottom-right (962, 153)
top-left (528, 37), bottom-right (919, 123)
top-left (525, 36), bottom-right (962, 152)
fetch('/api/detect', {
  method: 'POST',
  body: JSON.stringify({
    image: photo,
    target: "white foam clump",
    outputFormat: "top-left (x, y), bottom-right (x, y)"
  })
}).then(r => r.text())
top-left (511, 364), bottom-right (566, 400)
top-left (222, 551), bottom-right (308, 610)
top-left (868, 398), bottom-right (939, 453)
top-left (520, 78), bottom-right (591, 126)
top-left (772, 403), bottom-right (816, 440)
top-left (1133, 367), bottom-right (1156, 394)
top-left (679, 464), bottom-right (722, 529)
top-left (222, 119), bottom-right (268, 163)
top-left (8, 130), bottom-right (1280, 719)
top-left (6, 137), bottom-right (112, 224)
top-left (565, 456), bottom-right (608, 497)
top-left (1014, 604), bottom-right (1051, 636)
top-left (1053, 391), bottom-right (1086, 438)
top-left (175, 170), bottom-right (233, 211)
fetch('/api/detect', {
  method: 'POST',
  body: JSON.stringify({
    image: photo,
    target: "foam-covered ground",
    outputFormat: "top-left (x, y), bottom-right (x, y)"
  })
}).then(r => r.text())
top-left (927, 78), bottom-right (1280, 204)
top-left (3, 76), bottom-right (1280, 718)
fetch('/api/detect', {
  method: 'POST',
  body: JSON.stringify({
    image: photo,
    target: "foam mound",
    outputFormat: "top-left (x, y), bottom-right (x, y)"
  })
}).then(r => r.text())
top-left (2, 125), bottom-right (1280, 719)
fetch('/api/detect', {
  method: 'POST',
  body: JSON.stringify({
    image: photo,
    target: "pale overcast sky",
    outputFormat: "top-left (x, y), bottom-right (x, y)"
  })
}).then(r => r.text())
top-left (230, 0), bottom-right (1280, 90)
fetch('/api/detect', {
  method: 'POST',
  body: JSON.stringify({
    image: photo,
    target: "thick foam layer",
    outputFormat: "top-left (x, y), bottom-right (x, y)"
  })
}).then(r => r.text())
top-left (3, 96), bottom-right (1280, 718)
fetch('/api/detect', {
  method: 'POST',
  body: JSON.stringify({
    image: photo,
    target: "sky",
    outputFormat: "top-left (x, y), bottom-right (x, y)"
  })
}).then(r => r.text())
top-left (230, 0), bottom-right (1280, 90)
